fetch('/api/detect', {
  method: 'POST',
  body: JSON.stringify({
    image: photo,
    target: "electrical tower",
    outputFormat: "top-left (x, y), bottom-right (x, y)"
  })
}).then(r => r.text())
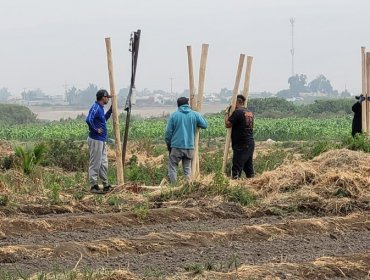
top-left (290, 17), bottom-right (295, 77)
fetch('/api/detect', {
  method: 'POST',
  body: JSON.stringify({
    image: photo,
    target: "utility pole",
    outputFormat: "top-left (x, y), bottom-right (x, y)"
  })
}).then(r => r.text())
top-left (290, 17), bottom-right (295, 77)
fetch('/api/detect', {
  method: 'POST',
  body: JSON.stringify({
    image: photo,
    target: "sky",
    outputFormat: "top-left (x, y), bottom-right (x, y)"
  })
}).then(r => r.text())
top-left (1, 0), bottom-right (370, 96)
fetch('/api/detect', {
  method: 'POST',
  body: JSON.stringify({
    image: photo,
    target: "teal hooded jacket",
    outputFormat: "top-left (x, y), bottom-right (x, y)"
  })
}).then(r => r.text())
top-left (165, 104), bottom-right (208, 149)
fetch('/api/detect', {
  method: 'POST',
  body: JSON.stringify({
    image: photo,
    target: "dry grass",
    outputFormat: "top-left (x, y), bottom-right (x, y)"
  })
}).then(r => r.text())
top-left (245, 149), bottom-right (370, 215)
top-left (169, 253), bottom-right (370, 280)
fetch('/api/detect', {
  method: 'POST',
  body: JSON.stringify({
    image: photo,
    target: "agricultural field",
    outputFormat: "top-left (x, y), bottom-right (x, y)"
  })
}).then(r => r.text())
top-left (0, 115), bottom-right (352, 141)
top-left (0, 115), bottom-right (370, 280)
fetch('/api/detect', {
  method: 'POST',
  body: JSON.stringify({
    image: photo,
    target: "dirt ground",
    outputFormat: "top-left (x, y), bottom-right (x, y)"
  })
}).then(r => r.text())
top-left (0, 141), bottom-right (370, 279)
top-left (0, 205), bottom-right (369, 279)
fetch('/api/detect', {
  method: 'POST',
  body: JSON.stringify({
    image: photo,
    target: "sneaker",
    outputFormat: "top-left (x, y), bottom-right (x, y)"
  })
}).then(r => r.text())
top-left (90, 185), bottom-right (101, 194)
top-left (103, 185), bottom-right (112, 193)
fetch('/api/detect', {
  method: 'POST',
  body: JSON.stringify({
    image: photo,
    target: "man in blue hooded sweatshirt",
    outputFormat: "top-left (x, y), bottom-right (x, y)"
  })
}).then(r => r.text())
top-left (165, 97), bottom-right (208, 183)
top-left (86, 89), bottom-right (113, 193)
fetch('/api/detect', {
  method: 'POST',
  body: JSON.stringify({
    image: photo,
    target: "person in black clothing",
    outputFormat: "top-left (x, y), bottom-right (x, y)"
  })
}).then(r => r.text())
top-left (352, 94), bottom-right (365, 137)
top-left (225, 94), bottom-right (255, 179)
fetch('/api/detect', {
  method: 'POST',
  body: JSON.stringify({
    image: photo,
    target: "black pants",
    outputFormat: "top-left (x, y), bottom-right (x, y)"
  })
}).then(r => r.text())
top-left (232, 142), bottom-right (255, 179)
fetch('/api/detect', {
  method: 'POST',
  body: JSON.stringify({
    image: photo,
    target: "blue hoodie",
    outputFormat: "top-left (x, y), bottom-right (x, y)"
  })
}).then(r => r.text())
top-left (86, 102), bottom-right (112, 141)
top-left (165, 104), bottom-right (208, 149)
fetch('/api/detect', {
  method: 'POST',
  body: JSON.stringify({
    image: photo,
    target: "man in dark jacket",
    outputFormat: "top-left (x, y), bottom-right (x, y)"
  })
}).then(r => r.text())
top-left (352, 95), bottom-right (365, 137)
top-left (225, 94), bottom-right (255, 179)
top-left (86, 89), bottom-right (113, 193)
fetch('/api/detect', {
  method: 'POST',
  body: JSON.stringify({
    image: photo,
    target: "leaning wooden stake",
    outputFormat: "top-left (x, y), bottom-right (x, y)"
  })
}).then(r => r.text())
top-left (222, 54), bottom-right (245, 173)
top-left (366, 52), bottom-right (370, 135)
top-left (105, 37), bottom-right (124, 185)
top-left (242, 56), bottom-right (253, 101)
top-left (191, 44), bottom-right (209, 180)
top-left (361, 47), bottom-right (367, 134)
top-left (187, 46), bottom-right (196, 109)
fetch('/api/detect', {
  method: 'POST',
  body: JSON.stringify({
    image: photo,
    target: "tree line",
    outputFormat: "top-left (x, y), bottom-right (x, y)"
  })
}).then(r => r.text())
top-left (0, 97), bottom-right (357, 126)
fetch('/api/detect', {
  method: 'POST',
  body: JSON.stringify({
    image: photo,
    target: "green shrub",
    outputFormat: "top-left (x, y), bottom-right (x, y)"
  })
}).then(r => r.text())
top-left (125, 155), bottom-right (167, 185)
top-left (0, 104), bottom-right (37, 125)
top-left (184, 263), bottom-right (204, 275)
top-left (226, 186), bottom-right (256, 206)
top-left (107, 195), bottom-right (124, 206)
top-left (254, 147), bottom-right (290, 174)
top-left (14, 143), bottom-right (47, 175)
top-left (43, 140), bottom-right (88, 171)
top-left (303, 140), bottom-right (333, 160)
top-left (133, 201), bottom-right (149, 219)
top-left (200, 150), bottom-right (224, 174)
top-left (47, 182), bottom-right (61, 205)
top-left (343, 133), bottom-right (370, 153)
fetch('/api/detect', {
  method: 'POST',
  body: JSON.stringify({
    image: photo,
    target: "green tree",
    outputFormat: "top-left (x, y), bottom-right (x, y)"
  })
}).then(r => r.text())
top-left (65, 84), bottom-right (99, 105)
top-left (21, 88), bottom-right (48, 101)
top-left (65, 86), bottom-right (78, 104)
top-left (288, 74), bottom-right (308, 94)
top-left (308, 74), bottom-right (334, 94)
top-left (0, 87), bottom-right (11, 102)
top-left (0, 104), bottom-right (37, 124)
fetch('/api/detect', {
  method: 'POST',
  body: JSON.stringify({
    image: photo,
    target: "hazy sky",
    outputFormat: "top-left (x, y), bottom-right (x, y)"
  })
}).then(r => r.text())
top-left (1, 0), bottom-right (370, 96)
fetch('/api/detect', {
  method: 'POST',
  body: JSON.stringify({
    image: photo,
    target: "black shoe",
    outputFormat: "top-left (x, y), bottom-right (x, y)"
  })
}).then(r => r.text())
top-left (90, 185), bottom-right (102, 194)
top-left (103, 185), bottom-right (112, 193)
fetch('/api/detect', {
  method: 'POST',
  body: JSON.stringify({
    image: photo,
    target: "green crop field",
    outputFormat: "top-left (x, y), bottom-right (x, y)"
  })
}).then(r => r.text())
top-left (0, 115), bottom-right (352, 142)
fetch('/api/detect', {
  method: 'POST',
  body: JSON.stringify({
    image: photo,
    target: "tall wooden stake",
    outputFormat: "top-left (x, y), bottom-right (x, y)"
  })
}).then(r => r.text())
top-left (366, 52), bottom-right (370, 135)
top-left (187, 46), bottom-right (196, 109)
top-left (191, 44), bottom-right (209, 180)
top-left (242, 56), bottom-right (253, 101)
top-left (105, 37), bottom-right (124, 185)
top-left (361, 47), bottom-right (367, 134)
top-left (222, 54), bottom-right (245, 173)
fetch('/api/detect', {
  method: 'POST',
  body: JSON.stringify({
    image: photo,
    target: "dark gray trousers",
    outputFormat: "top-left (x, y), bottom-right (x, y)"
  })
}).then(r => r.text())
top-left (168, 148), bottom-right (194, 183)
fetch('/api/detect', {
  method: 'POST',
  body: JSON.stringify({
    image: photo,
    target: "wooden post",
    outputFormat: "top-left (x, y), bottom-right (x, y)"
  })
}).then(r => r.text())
top-left (242, 56), bottom-right (253, 101)
top-left (361, 47), bottom-right (367, 134)
top-left (191, 44), bottom-right (209, 180)
top-left (105, 37), bottom-right (124, 185)
top-left (366, 52), bottom-right (370, 135)
top-left (222, 54), bottom-right (245, 173)
top-left (187, 46), bottom-right (196, 109)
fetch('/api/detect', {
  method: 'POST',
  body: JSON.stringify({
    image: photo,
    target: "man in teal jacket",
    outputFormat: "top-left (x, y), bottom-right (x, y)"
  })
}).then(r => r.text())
top-left (165, 97), bottom-right (208, 183)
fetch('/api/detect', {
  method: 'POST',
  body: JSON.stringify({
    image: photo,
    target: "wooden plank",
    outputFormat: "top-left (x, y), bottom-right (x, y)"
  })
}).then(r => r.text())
top-left (367, 51), bottom-right (370, 135)
top-left (222, 54), bottom-right (245, 173)
top-left (105, 37), bottom-right (124, 184)
top-left (187, 46), bottom-right (196, 109)
top-left (242, 56), bottom-right (253, 101)
top-left (361, 47), bottom-right (367, 133)
top-left (192, 44), bottom-right (209, 180)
